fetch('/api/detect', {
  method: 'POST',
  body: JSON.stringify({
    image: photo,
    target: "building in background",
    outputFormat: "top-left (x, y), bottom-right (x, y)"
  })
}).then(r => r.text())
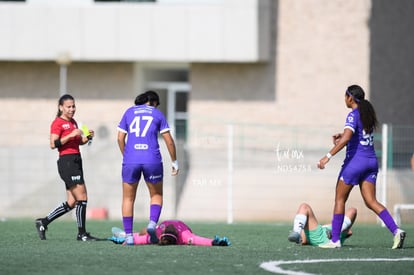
top-left (1, 0), bottom-right (413, 223)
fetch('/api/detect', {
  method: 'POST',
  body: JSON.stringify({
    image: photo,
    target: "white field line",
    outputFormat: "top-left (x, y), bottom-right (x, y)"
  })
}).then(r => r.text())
top-left (260, 257), bottom-right (414, 275)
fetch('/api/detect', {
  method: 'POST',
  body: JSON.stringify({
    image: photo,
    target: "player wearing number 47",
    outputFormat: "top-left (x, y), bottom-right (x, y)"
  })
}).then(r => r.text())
top-left (117, 90), bottom-right (179, 245)
top-left (317, 85), bottom-right (405, 249)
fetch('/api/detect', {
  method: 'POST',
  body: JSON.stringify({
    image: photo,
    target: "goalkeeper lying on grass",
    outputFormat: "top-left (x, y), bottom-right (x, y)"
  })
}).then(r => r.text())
top-left (108, 220), bottom-right (230, 246)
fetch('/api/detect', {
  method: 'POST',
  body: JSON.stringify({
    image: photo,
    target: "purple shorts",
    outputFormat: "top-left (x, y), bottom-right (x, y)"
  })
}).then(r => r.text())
top-left (338, 156), bottom-right (378, 185)
top-left (122, 163), bottom-right (164, 184)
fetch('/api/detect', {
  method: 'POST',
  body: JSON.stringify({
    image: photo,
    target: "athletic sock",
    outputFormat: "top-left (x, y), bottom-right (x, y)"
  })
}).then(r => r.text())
top-left (46, 202), bottom-right (73, 225)
top-left (147, 220), bottom-right (157, 230)
top-left (293, 214), bottom-right (307, 234)
top-left (123, 216), bottom-right (133, 235)
top-left (76, 200), bottom-right (87, 234)
top-left (378, 209), bottom-right (398, 235)
top-left (125, 233), bottom-right (134, 245)
top-left (341, 216), bottom-right (352, 231)
top-left (331, 214), bottom-right (344, 243)
top-left (149, 204), bottom-right (162, 225)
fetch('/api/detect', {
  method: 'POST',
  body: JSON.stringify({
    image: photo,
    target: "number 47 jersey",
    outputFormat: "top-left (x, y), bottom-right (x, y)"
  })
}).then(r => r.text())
top-left (117, 104), bottom-right (171, 164)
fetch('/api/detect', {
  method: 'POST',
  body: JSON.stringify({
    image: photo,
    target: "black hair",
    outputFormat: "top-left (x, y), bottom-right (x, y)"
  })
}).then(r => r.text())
top-left (134, 90), bottom-right (160, 107)
top-left (346, 85), bottom-right (378, 133)
top-left (159, 224), bottom-right (178, 245)
top-left (56, 94), bottom-right (75, 117)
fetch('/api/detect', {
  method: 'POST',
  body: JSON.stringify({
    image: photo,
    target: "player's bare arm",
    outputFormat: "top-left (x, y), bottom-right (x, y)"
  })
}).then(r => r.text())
top-left (117, 131), bottom-right (127, 155)
top-left (318, 129), bottom-right (353, 169)
top-left (162, 131), bottom-right (179, 175)
top-left (50, 129), bottom-right (83, 149)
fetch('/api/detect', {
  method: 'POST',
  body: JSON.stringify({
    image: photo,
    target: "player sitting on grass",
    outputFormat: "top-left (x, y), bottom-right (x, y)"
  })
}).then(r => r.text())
top-left (288, 203), bottom-right (356, 246)
top-left (109, 220), bottom-right (230, 246)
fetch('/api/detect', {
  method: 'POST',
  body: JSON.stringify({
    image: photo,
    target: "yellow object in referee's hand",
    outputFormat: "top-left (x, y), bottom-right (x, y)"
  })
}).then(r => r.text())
top-left (80, 124), bottom-right (93, 145)
top-left (81, 124), bottom-right (90, 137)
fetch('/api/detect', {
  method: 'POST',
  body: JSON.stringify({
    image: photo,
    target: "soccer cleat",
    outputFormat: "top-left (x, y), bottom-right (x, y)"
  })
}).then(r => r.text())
top-left (343, 229), bottom-right (353, 239)
top-left (111, 227), bottom-right (126, 238)
top-left (212, 235), bottom-right (220, 246)
top-left (288, 231), bottom-right (302, 244)
top-left (392, 229), bottom-right (406, 249)
top-left (319, 240), bottom-right (341, 248)
top-left (325, 228), bottom-right (332, 239)
top-left (326, 228), bottom-right (352, 240)
top-left (147, 227), bottom-right (159, 244)
top-left (218, 237), bottom-right (231, 246)
top-left (212, 235), bottom-right (231, 246)
top-left (108, 236), bottom-right (126, 244)
top-left (77, 232), bottom-right (99, 241)
top-left (35, 218), bottom-right (47, 240)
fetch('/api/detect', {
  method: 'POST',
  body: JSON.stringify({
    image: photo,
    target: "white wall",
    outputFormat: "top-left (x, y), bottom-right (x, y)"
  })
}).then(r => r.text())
top-left (0, 0), bottom-right (269, 62)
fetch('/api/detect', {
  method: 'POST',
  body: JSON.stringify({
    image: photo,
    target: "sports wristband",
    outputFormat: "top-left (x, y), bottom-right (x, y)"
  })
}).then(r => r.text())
top-left (326, 153), bottom-right (332, 159)
top-left (172, 160), bottom-right (179, 170)
top-left (54, 139), bottom-right (62, 148)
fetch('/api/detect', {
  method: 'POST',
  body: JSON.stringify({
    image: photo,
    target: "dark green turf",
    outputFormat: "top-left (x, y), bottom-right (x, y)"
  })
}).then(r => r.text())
top-left (0, 219), bottom-right (413, 274)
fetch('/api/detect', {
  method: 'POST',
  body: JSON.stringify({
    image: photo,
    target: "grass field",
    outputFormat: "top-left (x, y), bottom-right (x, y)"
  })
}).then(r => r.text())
top-left (0, 219), bottom-right (413, 275)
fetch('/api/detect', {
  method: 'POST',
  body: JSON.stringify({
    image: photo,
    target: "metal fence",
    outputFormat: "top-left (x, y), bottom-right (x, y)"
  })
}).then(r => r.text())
top-left (378, 124), bottom-right (414, 169)
top-left (1, 118), bottom-right (413, 224)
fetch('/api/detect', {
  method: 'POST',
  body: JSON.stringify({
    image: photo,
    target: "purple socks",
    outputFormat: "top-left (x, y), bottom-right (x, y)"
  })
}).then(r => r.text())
top-left (331, 213), bottom-right (344, 243)
top-left (149, 204), bottom-right (162, 224)
top-left (123, 204), bottom-right (162, 236)
top-left (379, 209), bottom-right (398, 235)
top-left (123, 216), bottom-right (133, 235)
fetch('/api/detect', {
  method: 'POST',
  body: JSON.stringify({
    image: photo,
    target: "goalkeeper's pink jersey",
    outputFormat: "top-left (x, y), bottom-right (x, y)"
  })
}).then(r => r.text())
top-left (133, 220), bottom-right (213, 246)
top-left (156, 220), bottom-right (191, 244)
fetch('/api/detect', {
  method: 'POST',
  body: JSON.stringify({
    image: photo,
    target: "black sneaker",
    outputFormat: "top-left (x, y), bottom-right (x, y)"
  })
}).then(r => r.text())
top-left (35, 218), bottom-right (47, 240)
top-left (77, 232), bottom-right (99, 241)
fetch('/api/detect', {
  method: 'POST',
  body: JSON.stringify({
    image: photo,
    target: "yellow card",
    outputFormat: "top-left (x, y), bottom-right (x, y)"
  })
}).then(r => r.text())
top-left (81, 124), bottom-right (90, 137)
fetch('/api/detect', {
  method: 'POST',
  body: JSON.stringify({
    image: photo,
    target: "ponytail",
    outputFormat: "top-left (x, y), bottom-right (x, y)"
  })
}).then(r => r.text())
top-left (358, 99), bottom-right (378, 133)
top-left (346, 85), bottom-right (378, 133)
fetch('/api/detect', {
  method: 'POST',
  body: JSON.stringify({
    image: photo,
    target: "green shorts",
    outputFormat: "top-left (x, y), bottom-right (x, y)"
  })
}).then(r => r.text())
top-left (304, 225), bottom-right (329, 246)
top-left (305, 225), bottom-right (348, 246)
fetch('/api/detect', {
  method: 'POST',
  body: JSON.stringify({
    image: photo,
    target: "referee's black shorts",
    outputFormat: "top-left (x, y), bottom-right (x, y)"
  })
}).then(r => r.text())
top-left (57, 154), bottom-right (85, 190)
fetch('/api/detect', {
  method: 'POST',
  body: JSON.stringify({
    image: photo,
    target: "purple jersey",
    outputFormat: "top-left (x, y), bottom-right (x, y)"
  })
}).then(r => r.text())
top-left (118, 104), bottom-right (170, 164)
top-left (343, 108), bottom-right (377, 160)
top-left (340, 108), bottom-right (378, 185)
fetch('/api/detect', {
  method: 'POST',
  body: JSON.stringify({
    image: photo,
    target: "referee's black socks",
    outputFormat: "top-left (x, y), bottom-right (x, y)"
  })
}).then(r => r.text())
top-left (76, 200), bottom-right (87, 234)
top-left (46, 201), bottom-right (73, 225)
